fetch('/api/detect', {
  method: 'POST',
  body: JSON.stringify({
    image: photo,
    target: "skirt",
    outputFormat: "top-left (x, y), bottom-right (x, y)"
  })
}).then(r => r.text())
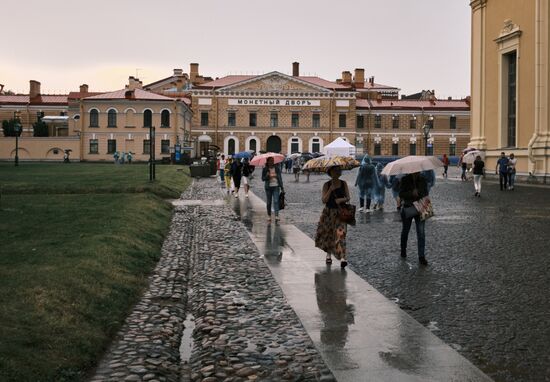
top-left (315, 207), bottom-right (347, 260)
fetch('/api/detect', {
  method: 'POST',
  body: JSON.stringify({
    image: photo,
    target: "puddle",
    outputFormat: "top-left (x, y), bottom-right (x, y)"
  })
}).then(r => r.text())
top-left (179, 313), bottom-right (196, 364)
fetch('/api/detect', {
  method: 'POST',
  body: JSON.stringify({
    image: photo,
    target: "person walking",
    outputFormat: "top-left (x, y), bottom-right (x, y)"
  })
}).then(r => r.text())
top-left (372, 163), bottom-right (387, 210)
top-left (126, 152), bottom-right (132, 164)
top-left (399, 172), bottom-right (429, 265)
top-left (224, 157), bottom-right (233, 193)
top-left (120, 151), bottom-right (125, 164)
top-left (387, 174), bottom-right (403, 211)
top-left (459, 153), bottom-right (467, 181)
top-left (231, 158), bottom-right (243, 198)
top-left (507, 153), bottom-right (517, 190)
top-left (113, 151), bottom-right (120, 164)
top-left (473, 155), bottom-right (485, 197)
top-left (242, 158), bottom-right (255, 197)
top-left (422, 170), bottom-right (436, 193)
top-left (217, 155), bottom-right (226, 186)
top-left (315, 165), bottom-right (351, 268)
top-left (293, 157), bottom-right (301, 182)
top-left (355, 155), bottom-right (377, 212)
top-left (442, 154), bottom-right (450, 178)
top-left (495, 152), bottom-right (509, 191)
top-left (262, 157), bottom-right (284, 222)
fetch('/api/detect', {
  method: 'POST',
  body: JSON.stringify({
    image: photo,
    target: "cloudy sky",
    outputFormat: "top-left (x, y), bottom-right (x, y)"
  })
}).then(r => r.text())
top-left (1, 0), bottom-right (470, 98)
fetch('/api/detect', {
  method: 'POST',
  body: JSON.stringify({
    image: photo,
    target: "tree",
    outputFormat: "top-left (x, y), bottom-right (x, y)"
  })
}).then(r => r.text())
top-left (2, 119), bottom-right (19, 137)
top-left (33, 120), bottom-right (49, 137)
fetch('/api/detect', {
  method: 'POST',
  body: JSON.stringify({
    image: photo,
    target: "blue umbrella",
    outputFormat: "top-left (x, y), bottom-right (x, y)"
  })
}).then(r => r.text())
top-left (233, 150), bottom-right (253, 159)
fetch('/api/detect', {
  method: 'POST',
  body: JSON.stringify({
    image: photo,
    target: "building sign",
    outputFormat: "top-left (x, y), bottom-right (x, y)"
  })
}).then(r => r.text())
top-left (228, 99), bottom-right (320, 107)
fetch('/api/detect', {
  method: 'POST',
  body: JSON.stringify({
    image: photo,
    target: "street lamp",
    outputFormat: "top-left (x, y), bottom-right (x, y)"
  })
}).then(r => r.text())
top-left (13, 112), bottom-right (22, 166)
top-left (422, 115), bottom-right (434, 156)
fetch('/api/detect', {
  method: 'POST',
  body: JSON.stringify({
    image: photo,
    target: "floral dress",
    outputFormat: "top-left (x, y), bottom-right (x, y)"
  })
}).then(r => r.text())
top-left (315, 180), bottom-right (347, 259)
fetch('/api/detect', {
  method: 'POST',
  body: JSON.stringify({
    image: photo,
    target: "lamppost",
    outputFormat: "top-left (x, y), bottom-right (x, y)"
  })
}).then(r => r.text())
top-left (13, 111), bottom-right (22, 166)
top-left (422, 115), bottom-right (434, 156)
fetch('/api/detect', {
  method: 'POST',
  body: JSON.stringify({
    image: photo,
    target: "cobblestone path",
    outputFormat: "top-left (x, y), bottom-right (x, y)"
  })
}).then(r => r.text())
top-left (251, 170), bottom-right (550, 382)
top-left (90, 179), bottom-right (334, 382)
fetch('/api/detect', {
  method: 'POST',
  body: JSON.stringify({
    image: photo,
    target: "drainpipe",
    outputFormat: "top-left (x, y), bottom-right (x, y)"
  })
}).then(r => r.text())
top-left (530, 0), bottom-right (544, 177)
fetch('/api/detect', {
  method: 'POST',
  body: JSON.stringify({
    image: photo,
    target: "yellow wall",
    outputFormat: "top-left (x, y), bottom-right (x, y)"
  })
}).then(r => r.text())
top-left (0, 137), bottom-right (80, 161)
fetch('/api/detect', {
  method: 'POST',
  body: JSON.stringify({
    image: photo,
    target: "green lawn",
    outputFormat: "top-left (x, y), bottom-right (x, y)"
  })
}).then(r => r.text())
top-left (0, 163), bottom-right (191, 381)
top-left (0, 162), bottom-right (189, 199)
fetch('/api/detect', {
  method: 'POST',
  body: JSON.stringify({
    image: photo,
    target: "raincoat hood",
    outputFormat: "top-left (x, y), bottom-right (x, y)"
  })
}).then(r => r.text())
top-left (361, 155), bottom-right (372, 166)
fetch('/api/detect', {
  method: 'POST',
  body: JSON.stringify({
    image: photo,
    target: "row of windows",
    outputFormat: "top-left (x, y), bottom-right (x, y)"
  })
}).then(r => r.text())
top-left (89, 139), bottom-right (171, 154)
top-left (200, 112), bottom-right (457, 130)
top-left (89, 109), bottom-right (171, 128)
top-left (372, 142), bottom-right (456, 156)
top-left (201, 112), bottom-right (322, 128)
top-left (371, 115), bottom-right (456, 129)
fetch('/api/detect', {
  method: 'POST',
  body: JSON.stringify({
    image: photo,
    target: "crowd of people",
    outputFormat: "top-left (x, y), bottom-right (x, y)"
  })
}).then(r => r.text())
top-left (215, 149), bottom-right (521, 269)
top-left (112, 151), bottom-right (133, 164)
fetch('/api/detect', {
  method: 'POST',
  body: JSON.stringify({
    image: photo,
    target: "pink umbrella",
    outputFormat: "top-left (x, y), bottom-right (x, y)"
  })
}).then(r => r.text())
top-left (250, 152), bottom-right (285, 167)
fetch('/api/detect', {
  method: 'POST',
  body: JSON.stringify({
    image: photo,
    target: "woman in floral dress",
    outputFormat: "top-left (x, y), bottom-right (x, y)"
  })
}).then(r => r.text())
top-left (315, 165), bottom-right (351, 268)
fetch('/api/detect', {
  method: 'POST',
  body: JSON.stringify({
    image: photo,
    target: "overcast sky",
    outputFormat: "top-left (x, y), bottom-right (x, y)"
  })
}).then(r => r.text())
top-left (1, 0), bottom-right (470, 98)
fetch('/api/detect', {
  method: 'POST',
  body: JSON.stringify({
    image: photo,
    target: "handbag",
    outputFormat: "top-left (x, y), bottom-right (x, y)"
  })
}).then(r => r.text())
top-left (278, 190), bottom-right (286, 210)
top-left (413, 196), bottom-right (434, 221)
top-left (338, 203), bottom-right (356, 226)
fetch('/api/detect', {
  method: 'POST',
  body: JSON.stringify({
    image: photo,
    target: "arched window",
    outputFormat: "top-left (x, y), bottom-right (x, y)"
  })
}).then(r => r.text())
top-left (143, 110), bottom-right (152, 128)
top-left (90, 109), bottom-right (99, 127)
top-left (228, 138), bottom-right (236, 155)
top-left (249, 139), bottom-right (257, 152)
top-left (161, 110), bottom-right (170, 127)
top-left (107, 109), bottom-right (117, 127)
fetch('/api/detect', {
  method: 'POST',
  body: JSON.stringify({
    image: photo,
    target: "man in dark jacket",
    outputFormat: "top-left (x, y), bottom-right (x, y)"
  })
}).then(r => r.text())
top-left (399, 172), bottom-right (429, 265)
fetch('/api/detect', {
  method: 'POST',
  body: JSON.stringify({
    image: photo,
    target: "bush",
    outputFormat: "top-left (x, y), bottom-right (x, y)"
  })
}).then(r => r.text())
top-left (33, 120), bottom-right (49, 137)
top-left (2, 119), bottom-right (18, 137)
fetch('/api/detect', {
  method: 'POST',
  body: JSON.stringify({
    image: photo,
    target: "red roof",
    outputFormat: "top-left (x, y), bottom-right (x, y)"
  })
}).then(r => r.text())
top-left (356, 99), bottom-right (469, 110)
top-left (0, 94), bottom-right (68, 105)
top-left (68, 91), bottom-right (104, 100)
top-left (196, 74), bottom-right (350, 90)
top-left (359, 82), bottom-right (400, 91)
top-left (84, 88), bottom-right (174, 101)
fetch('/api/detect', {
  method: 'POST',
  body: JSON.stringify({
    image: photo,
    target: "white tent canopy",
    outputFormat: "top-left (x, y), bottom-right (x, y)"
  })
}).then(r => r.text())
top-left (323, 137), bottom-right (356, 158)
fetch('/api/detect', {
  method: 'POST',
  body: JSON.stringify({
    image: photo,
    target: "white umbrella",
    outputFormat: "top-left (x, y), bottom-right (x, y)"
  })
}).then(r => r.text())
top-left (462, 150), bottom-right (485, 164)
top-left (289, 153), bottom-right (301, 159)
top-left (381, 156), bottom-right (444, 176)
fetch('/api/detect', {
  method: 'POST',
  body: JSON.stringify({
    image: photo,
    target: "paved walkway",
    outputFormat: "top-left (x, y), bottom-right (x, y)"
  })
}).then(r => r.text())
top-left (227, 190), bottom-right (493, 382)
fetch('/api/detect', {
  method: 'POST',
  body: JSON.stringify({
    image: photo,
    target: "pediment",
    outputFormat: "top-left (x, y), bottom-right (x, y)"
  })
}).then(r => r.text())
top-left (218, 72), bottom-right (331, 93)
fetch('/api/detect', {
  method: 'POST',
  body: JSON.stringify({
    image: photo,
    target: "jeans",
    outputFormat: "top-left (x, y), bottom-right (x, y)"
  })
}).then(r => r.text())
top-left (219, 169), bottom-right (225, 183)
top-left (443, 166), bottom-right (448, 177)
top-left (508, 172), bottom-right (516, 188)
top-left (265, 186), bottom-right (280, 216)
top-left (473, 174), bottom-right (483, 193)
top-left (499, 172), bottom-right (508, 190)
top-left (359, 188), bottom-right (372, 209)
top-left (401, 213), bottom-right (426, 258)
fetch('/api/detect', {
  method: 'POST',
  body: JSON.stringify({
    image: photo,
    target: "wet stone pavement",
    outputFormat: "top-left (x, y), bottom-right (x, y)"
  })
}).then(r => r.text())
top-left (91, 179), bottom-right (334, 382)
top-left (250, 170), bottom-right (550, 382)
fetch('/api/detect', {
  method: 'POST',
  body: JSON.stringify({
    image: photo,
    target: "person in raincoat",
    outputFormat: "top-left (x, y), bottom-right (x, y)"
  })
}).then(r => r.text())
top-left (387, 174), bottom-right (404, 211)
top-left (372, 163), bottom-right (388, 210)
top-left (421, 170), bottom-right (436, 193)
top-left (354, 155), bottom-right (377, 212)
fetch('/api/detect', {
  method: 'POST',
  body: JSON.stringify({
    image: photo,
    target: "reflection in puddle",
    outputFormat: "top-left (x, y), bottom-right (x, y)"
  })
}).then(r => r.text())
top-left (314, 269), bottom-right (355, 348)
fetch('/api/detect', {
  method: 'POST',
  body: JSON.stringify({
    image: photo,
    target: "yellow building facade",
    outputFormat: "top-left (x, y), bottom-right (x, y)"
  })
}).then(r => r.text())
top-left (470, 0), bottom-right (550, 178)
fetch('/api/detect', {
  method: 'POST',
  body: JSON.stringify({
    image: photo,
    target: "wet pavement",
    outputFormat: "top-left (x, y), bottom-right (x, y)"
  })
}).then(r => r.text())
top-left (245, 170), bottom-right (550, 382)
top-left (228, 188), bottom-right (492, 381)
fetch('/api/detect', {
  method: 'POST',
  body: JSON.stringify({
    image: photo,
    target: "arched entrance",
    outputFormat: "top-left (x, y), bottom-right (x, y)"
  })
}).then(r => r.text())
top-left (266, 135), bottom-right (282, 153)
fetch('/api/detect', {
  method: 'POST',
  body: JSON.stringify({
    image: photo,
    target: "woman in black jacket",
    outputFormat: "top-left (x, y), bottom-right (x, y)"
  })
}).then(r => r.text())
top-left (231, 159), bottom-right (243, 198)
top-left (399, 172), bottom-right (429, 265)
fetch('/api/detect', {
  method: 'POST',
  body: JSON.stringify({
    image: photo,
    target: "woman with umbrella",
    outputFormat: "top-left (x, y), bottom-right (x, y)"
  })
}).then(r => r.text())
top-left (261, 156), bottom-right (284, 222)
top-left (399, 172), bottom-right (429, 265)
top-left (231, 157), bottom-right (243, 198)
top-left (316, 164), bottom-right (351, 268)
top-left (381, 155), bottom-right (443, 265)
